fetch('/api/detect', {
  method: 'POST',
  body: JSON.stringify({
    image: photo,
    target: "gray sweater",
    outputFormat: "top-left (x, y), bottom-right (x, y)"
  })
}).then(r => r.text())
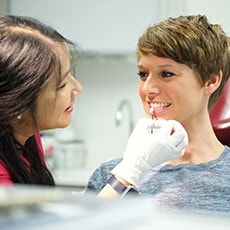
top-left (86, 146), bottom-right (230, 216)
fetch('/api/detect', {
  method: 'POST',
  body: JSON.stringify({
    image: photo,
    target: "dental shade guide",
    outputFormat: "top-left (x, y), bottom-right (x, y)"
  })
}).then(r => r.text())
top-left (149, 105), bottom-right (157, 133)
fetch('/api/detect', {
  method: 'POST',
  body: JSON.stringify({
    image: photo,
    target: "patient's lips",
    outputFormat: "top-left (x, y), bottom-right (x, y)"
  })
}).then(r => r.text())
top-left (149, 102), bottom-right (171, 117)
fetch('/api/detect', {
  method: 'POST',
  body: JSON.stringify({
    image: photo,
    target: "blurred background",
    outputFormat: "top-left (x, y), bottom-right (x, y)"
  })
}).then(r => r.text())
top-left (1, 0), bottom-right (230, 187)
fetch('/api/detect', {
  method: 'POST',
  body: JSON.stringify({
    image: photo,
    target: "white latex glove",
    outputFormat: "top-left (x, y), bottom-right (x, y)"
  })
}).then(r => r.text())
top-left (111, 118), bottom-right (188, 188)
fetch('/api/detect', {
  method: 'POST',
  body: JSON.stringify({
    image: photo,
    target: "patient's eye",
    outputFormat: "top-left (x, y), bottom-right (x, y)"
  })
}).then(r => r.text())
top-left (161, 71), bottom-right (174, 78)
top-left (138, 71), bottom-right (149, 81)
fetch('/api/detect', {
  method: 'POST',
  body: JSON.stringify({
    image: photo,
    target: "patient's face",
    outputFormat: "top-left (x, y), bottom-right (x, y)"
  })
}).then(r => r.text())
top-left (137, 53), bottom-right (209, 126)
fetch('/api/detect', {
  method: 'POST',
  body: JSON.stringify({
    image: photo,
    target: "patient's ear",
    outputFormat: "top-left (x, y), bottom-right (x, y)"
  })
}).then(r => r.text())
top-left (204, 71), bottom-right (222, 95)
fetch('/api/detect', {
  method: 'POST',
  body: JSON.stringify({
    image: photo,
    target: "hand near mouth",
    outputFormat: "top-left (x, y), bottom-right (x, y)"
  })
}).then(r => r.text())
top-left (111, 118), bottom-right (188, 187)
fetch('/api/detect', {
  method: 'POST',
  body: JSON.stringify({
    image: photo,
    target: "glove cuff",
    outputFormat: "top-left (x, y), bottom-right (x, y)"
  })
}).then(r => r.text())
top-left (111, 158), bottom-right (152, 188)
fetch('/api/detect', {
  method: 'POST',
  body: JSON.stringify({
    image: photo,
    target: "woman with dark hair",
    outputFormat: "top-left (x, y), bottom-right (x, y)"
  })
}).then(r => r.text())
top-left (0, 15), bottom-right (83, 185)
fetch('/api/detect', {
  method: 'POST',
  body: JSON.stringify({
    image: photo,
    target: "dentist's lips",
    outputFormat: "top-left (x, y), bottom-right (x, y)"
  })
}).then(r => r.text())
top-left (65, 104), bottom-right (74, 112)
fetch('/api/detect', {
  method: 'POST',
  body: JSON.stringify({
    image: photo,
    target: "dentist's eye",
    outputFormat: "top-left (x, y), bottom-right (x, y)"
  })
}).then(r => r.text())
top-left (57, 83), bottom-right (66, 90)
top-left (161, 71), bottom-right (174, 78)
top-left (137, 71), bottom-right (149, 81)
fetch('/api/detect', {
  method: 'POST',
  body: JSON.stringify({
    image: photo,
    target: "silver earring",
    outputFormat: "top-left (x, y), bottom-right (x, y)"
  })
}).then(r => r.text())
top-left (16, 114), bottom-right (22, 120)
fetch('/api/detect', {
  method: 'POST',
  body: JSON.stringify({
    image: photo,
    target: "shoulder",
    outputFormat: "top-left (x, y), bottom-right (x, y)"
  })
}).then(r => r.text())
top-left (85, 158), bottom-right (122, 193)
top-left (224, 145), bottom-right (230, 153)
top-left (219, 145), bottom-right (230, 163)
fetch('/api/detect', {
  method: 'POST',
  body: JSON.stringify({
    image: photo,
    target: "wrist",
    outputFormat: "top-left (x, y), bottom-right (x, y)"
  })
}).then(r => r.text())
top-left (111, 161), bottom-right (140, 188)
top-left (113, 174), bottom-right (133, 187)
top-left (107, 175), bottom-right (137, 198)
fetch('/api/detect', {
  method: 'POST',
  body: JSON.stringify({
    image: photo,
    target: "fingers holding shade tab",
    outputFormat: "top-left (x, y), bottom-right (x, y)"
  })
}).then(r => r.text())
top-left (143, 120), bottom-right (189, 165)
top-left (111, 118), bottom-right (188, 188)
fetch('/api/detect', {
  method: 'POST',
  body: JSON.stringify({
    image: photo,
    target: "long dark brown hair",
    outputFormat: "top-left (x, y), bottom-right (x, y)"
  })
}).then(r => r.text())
top-left (0, 15), bottom-right (77, 185)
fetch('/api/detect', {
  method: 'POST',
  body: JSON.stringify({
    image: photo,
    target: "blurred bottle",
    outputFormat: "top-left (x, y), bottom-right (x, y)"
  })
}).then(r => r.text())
top-left (53, 126), bottom-right (86, 170)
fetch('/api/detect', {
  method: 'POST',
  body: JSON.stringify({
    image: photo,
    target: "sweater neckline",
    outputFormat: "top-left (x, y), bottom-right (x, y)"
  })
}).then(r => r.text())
top-left (157, 145), bottom-right (230, 171)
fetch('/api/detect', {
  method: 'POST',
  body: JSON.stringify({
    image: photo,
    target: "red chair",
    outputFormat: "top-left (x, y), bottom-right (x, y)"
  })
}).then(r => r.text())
top-left (210, 79), bottom-right (230, 146)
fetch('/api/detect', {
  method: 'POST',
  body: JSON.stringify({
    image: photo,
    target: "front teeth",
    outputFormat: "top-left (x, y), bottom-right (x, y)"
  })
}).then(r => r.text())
top-left (149, 102), bottom-right (170, 111)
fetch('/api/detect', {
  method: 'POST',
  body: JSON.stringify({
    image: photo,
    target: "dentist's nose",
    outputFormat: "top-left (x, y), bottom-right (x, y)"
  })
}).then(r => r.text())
top-left (72, 77), bottom-right (83, 96)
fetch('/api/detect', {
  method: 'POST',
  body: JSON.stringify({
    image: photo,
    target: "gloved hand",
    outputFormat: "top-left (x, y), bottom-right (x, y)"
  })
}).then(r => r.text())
top-left (111, 118), bottom-right (188, 188)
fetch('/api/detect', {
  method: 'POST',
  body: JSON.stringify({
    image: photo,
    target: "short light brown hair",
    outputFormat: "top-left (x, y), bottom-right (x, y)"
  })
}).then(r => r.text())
top-left (137, 15), bottom-right (230, 108)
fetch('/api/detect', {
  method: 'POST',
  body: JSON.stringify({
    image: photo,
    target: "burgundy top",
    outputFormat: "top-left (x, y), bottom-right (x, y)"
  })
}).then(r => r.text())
top-left (0, 132), bottom-right (44, 185)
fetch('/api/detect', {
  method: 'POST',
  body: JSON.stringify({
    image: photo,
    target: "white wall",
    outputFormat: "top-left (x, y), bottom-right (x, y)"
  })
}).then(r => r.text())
top-left (154, 0), bottom-right (230, 35)
top-left (0, 0), bottom-right (9, 14)
top-left (9, 0), bottom-right (156, 52)
top-left (9, 0), bottom-right (230, 172)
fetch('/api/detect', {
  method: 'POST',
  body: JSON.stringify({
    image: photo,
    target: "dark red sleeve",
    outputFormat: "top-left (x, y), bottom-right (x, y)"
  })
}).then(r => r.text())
top-left (0, 161), bottom-right (13, 185)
